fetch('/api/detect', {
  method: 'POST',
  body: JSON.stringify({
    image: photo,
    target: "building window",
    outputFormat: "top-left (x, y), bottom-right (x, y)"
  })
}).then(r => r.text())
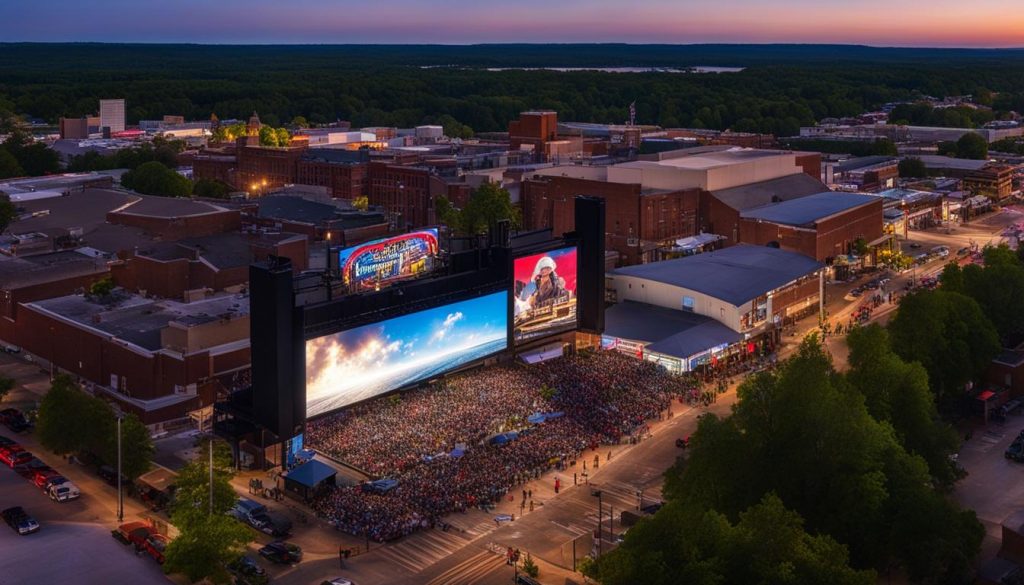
top-left (682, 296), bottom-right (695, 312)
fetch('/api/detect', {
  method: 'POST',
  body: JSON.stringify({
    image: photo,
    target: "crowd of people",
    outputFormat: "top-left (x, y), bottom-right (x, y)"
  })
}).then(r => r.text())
top-left (307, 351), bottom-right (695, 541)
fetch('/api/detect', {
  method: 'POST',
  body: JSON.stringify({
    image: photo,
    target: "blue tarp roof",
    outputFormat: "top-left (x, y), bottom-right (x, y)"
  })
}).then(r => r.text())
top-left (284, 459), bottom-right (336, 488)
top-left (611, 245), bottom-right (822, 307)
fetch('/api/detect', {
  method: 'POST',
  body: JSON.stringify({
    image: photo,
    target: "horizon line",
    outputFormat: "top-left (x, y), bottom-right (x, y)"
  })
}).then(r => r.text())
top-left (1, 41), bottom-right (1024, 51)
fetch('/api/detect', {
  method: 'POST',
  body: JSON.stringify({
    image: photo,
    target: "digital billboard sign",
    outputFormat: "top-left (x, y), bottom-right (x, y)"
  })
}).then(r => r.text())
top-left (337, 228), bottom-right (439, 291)
top-left (513, 247), bottom-right (578, 344)
top-left (305, 290), bottom-right (508, 417)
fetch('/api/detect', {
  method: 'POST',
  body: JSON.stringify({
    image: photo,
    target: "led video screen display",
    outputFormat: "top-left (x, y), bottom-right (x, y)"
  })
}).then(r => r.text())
top-left (305, 290), bottom-right (508, 417)
top-left (336, 228), bottom-right (439, 291)
top-left (513, 247), bottom-right (578, 344)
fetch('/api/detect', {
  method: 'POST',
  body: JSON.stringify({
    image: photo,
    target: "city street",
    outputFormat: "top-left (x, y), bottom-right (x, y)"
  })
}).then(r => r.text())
top-left (0, 207), bottom-right (1019, 585)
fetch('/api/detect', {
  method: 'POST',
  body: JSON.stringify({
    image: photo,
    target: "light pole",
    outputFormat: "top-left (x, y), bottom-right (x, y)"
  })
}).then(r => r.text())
top-left (325, 231), bottom-right (333, 301)
top-left (208, 438), bottom-right (214, 516)
top-left (591, 488), bottom-right (603, 558)
top-left (116, 415), bottom-right (123, 523)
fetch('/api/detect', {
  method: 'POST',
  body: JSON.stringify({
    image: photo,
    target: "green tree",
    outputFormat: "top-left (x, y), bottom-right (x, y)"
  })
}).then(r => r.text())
top-left (955, 132), bottom-right (988, 160)
top-left (888, 289), bottom-right (1001, 412)
top-left (868, 138), bottom-right (898, 156)
top-left (193, 178), bottom-right (231, 199)
top-left (936, 141), bottom-right (959, 157)
top-left (162, 514), bottom-right (251, 583)
top-left (171, 437), bottom-right (237, 524)
top-left (897, 157), bottom-right (927, 178)
top-left (36, 374), bottom-right (90, 455)
top-left (100, 413), bottom-right (153, 480)
top-left (458, 182), bottom-right (520, 235)
top-left (0, 147), bottom-right (24, 179)
top-left (121, 161), bottom-right (193, 198)
top-left (0, 193), bottom-right (16, 233)
top-left (0, 376), bottom-right (14, 402)
top-left (352, 195), bottom-right (369, 211)
top-left (290, 116), bottom-right (309, 128)
top-left (521, 552), bottom-right (539, 578)
top-left (89, 277), bottom-right (115, 297)
top-left (275, 128), bottom-right (291, 146)
top-left (846, 325), bottom-right (960, 487)
top-left (3, 131), bottom-right (60, 176)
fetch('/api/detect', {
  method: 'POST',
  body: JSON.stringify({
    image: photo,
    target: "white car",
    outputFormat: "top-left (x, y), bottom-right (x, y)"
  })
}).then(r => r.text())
top-left (47, 481), bottom-right (81, 502)
top-left (323, 579), bottom-right (355, 585)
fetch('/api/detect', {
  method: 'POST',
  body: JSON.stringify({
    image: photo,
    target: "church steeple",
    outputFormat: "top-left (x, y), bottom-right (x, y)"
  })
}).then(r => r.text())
top-left (247, 111), bottom-right (262, 136)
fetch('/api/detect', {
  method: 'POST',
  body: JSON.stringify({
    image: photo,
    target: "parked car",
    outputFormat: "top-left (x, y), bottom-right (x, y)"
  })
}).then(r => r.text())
top-left (1, 448), bottom-right (33, 468)
top-left (259, 541), bottom-right (303, 564)
top-left (231, 498), bottom-right (292, 537)
top-left (48, 481), bottom-right (81, 502)
top-left (0, 409), bottom-right (29, 433)
top-left (909, 242), bottom-right (922, 249)
top-left (227, 555), bottom-right (269, 585)
top-left (932, 246), bottom-right (950, 258)
top-left (112, 521), bottom-right (154, 549)
top-left (1006, 440), bottom-right (1024, 462)
top-left (98, 465), bottom-right (128, 487)
top-left (0, 434), bottom-right (15, 447)
top-left (32, 469), bottom-right (61, 489)
top-left (2, 506), bottom-right (40, 535)
top-left (143, 533), bottom-right (170, 564)
top-left (322, 579), bottom-right (355, 585)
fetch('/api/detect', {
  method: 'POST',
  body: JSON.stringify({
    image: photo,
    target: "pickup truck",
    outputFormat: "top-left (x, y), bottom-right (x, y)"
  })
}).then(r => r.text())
top-left (47, 481), bottom-right (81, 502)
top-left (230, 498), bottom-right (292, 537)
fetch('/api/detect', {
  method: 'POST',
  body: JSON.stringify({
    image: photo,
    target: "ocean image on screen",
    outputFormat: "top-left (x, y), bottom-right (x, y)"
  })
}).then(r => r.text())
top-left (305, 291), bottom-right (508, 417)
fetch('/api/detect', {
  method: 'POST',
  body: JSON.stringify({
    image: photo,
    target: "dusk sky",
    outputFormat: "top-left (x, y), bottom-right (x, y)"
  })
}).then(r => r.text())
top-left (4, 0), bottom-right (1024, 47)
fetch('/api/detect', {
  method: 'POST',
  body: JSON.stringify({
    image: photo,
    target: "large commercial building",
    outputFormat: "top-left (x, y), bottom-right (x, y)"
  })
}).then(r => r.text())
top-left (521, 146), bottom-right (824, 265)
top-left (604, 245), bottom-right (823, 373)
top-left (99, 99), bottom-right (126, 134)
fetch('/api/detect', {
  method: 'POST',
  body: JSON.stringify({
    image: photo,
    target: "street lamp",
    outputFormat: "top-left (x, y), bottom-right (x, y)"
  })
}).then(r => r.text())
top-left (325, 232), bottom-right (333, 301)
top-left (116, 415), bottom-right (123, 523)
top-left (591, 488), bottom-right (603, 558)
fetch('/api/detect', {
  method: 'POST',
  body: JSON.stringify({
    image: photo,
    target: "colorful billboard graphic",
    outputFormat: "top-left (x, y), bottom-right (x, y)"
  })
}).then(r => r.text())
top-left (337, 228), bottom-right (439, 291)
top-left (513, 247), bottom-right (578, 344)
top-left (305, 291), bottom-right (508, 417)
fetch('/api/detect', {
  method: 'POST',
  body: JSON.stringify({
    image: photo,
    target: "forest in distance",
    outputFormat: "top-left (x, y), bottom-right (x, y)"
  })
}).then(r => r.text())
top-left (3, 43), bottom-right (1024, 137)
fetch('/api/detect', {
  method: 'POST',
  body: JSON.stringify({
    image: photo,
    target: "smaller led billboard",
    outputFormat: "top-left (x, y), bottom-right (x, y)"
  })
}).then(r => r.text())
top-left (337, 228), bottom-right (439, 291)
top-left (513, 247), bottom-right (578, 344)
top-left (305, 291), bottom-right (508, 417)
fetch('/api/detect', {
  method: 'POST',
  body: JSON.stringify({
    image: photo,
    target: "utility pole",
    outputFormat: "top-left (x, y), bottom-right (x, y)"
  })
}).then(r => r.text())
top-left (591, 488), bottom-right (603, 557)
top-left (116, 415), bottom-right (123, 523)
top-left (209, 439), bottom-right (214, 516)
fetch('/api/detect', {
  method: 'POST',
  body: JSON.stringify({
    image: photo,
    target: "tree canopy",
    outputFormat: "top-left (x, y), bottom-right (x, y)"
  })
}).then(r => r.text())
top-left (652, 338), bottom-right (982, 583)
top-left (897, 157), bottom-right (927, 178)
top-left (121, 161), bottom-right (193, 198)
top-left (888, 289), bottom-right (1000, 413)
top-left (438, 182), bottom-right (520, 235)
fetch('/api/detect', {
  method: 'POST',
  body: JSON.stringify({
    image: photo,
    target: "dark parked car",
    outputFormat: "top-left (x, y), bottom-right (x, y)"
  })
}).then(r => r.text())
top-left (259, 541), bottom-right (303, 564)
top-left (98, 465), bottom-right (128, 487)
top-left (2, 506), bottom-right (40, 535)
top-left (0, 434), bottom-right (15, 447)
top-left (1, 449), bottom-right (33, 468)
top-left (0, 409), bottom-right (29, 433)
top-left (1006, 440), bottom-right (1024, 462)
top-left (227, 555), bottom-right (269, 585)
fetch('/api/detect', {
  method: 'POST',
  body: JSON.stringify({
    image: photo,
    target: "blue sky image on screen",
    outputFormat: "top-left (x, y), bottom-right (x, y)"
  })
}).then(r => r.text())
top-left (305, 291), bottom-right (508, 417)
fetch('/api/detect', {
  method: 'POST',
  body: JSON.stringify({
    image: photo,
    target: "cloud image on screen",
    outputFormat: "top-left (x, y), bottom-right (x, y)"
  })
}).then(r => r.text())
top-left (305, 291), bottom-right (508, 417)
top-left (513, 247), bottom-right (578, 344)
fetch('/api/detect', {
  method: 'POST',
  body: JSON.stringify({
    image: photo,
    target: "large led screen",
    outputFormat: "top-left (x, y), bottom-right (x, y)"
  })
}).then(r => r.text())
top-left (513, 247), bottom-right (578, 344)
top-left (337, 228), bottom-right (439, 291)
top-left (305, 291), bottom-right (508, 417)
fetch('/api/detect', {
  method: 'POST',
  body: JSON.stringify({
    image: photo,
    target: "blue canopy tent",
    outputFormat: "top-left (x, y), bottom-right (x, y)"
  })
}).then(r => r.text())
top-left (490, 431), bottom-right (520, 446)
top-left (527, 413), bottom-right (547, 425)
top-left (283, 459), bottom-right (337, 501)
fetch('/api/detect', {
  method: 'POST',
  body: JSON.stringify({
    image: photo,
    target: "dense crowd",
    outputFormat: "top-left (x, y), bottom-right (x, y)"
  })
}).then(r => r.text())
top-left (307, 351), bottom-right (696, 541)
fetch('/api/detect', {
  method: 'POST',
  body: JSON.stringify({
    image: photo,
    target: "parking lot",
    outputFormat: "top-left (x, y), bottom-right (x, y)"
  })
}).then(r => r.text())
top-left (955, 414), bottom-right (1024, 560)
top-left (0, 444), bottom-right (171, 585)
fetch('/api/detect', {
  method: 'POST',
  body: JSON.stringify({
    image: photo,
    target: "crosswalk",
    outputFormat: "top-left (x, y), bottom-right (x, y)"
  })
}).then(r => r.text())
top-left (372, 527), bottom-right (479, 574)
top-left (424, 549), bottom-right (506, 585)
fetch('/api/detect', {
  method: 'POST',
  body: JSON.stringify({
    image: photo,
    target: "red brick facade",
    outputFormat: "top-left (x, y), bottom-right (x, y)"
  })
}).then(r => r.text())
top-left (738, 198), bottom-right (883, 262)
top-left (107, 209), bottom-right (242, 240)
top-left (521, 176), bottom-right (699, 265)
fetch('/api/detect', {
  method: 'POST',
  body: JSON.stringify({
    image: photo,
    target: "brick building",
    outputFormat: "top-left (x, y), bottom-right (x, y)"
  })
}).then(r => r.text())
top-left (366, 161), bottom-right (451, 229)
top-left (107, 197), bottom-right (242, 240)
top-left (701, 173), bottom-right (828, 246)
top-left (296, 150), bottom-right (370, 199)
top-left (249, 194), bottom-right (389, 247)
top-left (964, 164), bottom-right (1018, 203)
top-left (17, 293), bottom-right (250, 426)
top-left (110, 232), bottom-right (308, 300)
top-left (521, 175), bottom-right (699, 265)
top-left (737, 192), bottom-right (884, 262)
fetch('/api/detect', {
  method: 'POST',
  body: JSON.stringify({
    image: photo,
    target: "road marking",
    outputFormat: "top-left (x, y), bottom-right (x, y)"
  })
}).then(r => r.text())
top-left (425, 549), bottom-right (504, 585)
top-left (373, 528), bottom-right (474, 574)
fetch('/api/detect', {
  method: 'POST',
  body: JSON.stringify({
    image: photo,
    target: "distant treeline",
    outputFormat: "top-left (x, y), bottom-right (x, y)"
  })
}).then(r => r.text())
top-left (2, 44), bottom-right (1024, 137)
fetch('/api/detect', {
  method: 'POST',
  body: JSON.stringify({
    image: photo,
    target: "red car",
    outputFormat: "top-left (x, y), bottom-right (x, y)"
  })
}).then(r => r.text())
top-left (0, 448), bottom-right (31, 468)
top-left (32, 469), bottom-right (61, 489)
top-left (143, 533), bottom-right (170, 564)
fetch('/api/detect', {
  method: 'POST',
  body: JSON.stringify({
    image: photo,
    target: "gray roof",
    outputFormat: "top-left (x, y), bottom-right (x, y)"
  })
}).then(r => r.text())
top-left (740, 192), bottom-right (879, 227)
top-left (611, 244), bottom-right (823, 306)
top-left (258, 196), bottom-right (338, 224)
top-left (605, 301), bottom-right (740, 360)
top-left (916, 155), bottom-right (989, 172)
top-left (710, 173), bottom-right (827, 211)
top-left (119, 196), bottom-right (225, 218)
top-left (0, 250), bottom-right (109, 289)
top-left (834, 156), bottom-right (897, 172)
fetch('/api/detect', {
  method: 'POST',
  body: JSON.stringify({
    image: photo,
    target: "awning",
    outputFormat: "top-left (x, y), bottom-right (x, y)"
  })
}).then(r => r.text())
top-left (137, 467), bottom-right (178, 493)
top-left (867, 234), bottom-right (893, 247)
top-left (284, 459), bottom-right (337, 489)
